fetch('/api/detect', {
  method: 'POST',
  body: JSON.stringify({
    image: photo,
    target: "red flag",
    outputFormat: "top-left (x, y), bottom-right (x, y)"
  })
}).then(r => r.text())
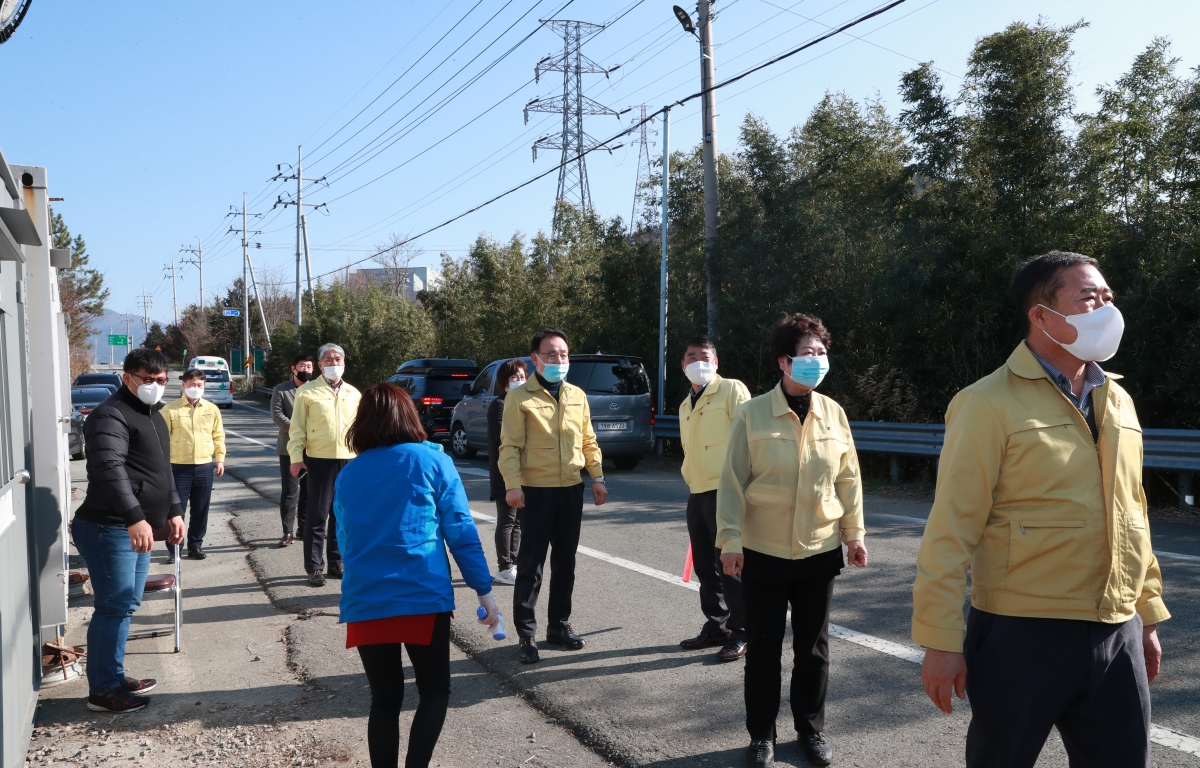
top-left (682, 543), bottom-right (694, 583)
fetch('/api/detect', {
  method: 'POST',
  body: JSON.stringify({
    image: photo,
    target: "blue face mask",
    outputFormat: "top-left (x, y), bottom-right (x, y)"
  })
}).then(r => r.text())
top-left (540, 362), bottom-right (569, 383)
top-left (788, 355), bottom-right (829, 389)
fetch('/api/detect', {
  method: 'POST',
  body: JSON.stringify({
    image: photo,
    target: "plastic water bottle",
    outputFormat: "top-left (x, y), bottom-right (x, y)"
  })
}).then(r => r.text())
top-left (477, 606), bottom-right (507, 640)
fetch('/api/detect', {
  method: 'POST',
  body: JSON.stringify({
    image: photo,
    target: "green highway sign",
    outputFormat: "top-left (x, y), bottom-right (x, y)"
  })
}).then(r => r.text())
top-left (108, 334), bottom-right (129, 346)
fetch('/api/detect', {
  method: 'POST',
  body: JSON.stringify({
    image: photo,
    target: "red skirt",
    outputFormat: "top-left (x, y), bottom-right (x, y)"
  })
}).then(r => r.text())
top-left (345, 614), bottom-right (437, 648)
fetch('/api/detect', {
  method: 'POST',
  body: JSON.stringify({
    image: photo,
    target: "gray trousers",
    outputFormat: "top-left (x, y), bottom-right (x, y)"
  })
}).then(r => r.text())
top-left (686, 490), bottom-right (746, 642)
top-left (964, 608), bottom-right (1151, 768)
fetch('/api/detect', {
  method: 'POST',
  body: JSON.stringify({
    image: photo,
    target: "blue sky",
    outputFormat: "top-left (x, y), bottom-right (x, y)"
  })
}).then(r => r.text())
top-left (4, 0), bottom-right (1199, 322)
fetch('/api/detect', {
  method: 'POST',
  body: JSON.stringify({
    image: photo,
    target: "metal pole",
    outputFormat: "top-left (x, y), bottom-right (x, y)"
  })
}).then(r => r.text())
top-left (246, 250), bottom-right (272, 351)
top-left (698, 0), bottom-right (720, 339)
top-left (243, 192), bottom-right (252, 376)
top-left (108, 326), bottom-right (112, 365)
top-left (295, 146), bottom-right (303, 329)
top-left (301, 214), bottom-right (316, 310)
top-left (126, 312), bottom-right (131, 355)
top-left (657, 107), bottom-right (671, 455)
top-left (196, 238), bottom-right (204, 307)
top-left (170, 259), bottom-right (178, 325)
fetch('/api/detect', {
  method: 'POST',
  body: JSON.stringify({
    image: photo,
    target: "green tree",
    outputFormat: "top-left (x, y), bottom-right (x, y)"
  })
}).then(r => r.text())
top-left (142, 322), bottom-right (168, 351)
top-left (51, 208), bottom-right (109, 376)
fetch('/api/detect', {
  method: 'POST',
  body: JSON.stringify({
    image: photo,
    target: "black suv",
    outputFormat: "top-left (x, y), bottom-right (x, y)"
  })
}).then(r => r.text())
top-left (450, 353), bottom-right (653, 469)
top-left (387, 358), bottom-right (480, 443)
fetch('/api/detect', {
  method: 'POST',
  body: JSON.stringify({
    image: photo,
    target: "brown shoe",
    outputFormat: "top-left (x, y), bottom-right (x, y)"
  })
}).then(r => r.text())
top-left (309, 570), bottom-right (325, 587)
top-left (680, 630), bottom-right (731, 650)
top-left (717, 640), bottom-right (747, 661)
top-left (279, 534), bottom-right (293, 548)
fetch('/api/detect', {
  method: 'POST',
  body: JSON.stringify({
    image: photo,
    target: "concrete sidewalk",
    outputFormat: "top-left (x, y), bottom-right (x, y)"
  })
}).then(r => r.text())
top-left (28, 460), bottom-right (611, 768)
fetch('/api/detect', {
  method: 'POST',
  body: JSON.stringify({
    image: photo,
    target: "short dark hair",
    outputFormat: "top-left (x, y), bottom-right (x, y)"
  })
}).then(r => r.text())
top-left (181, 369), bottom-right (205, 384)
top-left (769, 313), bottom-right (831, 364)
top-left (494, 359), bottom-right (528, 396)
top-left (346, 383), bottom-right (427, 454)
top-left (291, 354), bottom-right (314, 367)
top-left (124, 348), bottom-right (167, 375)
top-left (531, 329), bottom-right (569, 353)
top-left (1010, 251), bottom-right (1101, 336)
top-left (681, 336), bottom-right (716, 359)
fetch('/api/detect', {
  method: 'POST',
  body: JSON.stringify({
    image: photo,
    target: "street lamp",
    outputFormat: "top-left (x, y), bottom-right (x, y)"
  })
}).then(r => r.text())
top-left (672, 5), bottom-right (697, 36)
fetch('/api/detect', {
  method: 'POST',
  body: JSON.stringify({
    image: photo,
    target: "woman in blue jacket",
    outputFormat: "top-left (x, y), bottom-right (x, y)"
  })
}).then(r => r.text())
top-left (335, 382), bottom-right (499, 768)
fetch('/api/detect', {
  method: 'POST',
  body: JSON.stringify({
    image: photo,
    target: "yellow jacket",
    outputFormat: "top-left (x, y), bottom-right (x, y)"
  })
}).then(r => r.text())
top-left (498, 376), bottom-right (603, 489)
top-left (912, 342), bottom-right (1170, 653)
top-left (163, 396), bottom-right (226, 465)
top-left (680, 374), bottom-right (752, 494)
top-left (287, 377), bottom-right (362, 462)
top-left (716, 384), bottom-right (864, 559)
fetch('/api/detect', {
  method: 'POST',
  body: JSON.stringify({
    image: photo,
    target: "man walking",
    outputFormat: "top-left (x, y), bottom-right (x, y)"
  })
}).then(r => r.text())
top-left (913, 251), bottom-right (1169, 768)
top-left (162, 368), bottom-right (226, 561)
top-left (500, 329), bottom-right (606, 663)
top-left (677, 336), bottom-right (751, 661)
top-left (272, 354), bottom-right (313, 548)
top-left (289, 343), bottom-right (360, 587)
top-left (72, 348), bottom-right (185, 713)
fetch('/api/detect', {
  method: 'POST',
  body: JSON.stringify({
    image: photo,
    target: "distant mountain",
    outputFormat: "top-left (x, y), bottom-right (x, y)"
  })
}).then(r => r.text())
top-left (82, 309), bottom-right (170, 362)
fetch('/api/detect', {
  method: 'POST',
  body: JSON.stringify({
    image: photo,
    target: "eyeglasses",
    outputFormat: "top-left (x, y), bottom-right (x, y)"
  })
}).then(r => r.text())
top-left (128, 372), bottom-right (168, 386)
top-left (536, 352), bottom-right (569, 363)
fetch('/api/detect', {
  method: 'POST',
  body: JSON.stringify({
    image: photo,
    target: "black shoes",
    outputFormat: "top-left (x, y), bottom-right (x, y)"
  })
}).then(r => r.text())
top-left (327, 563), bottom-right (344, 579)
top-left (165, 549), bottom-right (176, 564)
top-left (546, 623), bottom-right (586, 650)
top-left (518, 637), bottom-right (540, 664)
top-left (717, 640), bottom-right (748, 662)
top-left (120, 676), bottom-right (157, 694)
top-left (187, 546), bottom-right (206, 560)
top-left (680, 629), bottom-right (731, 650)
top-left (801, 732), bottom-right (833, 766)
top-left (309, 570), bottom-right (326, 587)
top-left (744, 739), bottom-right (775, 767)
top-left (87, 689), bottom-right (149, 713)
top-left (279, 534), bottom-right (293, 548)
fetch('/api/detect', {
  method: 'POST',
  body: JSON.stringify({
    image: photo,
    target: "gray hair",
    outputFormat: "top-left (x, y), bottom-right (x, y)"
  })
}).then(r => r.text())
top-left (317, 343), bottom-right (345, 362)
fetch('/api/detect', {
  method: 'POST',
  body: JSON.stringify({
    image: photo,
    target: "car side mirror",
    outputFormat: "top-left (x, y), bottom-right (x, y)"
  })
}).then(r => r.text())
top-left (462, 382), bottom-right (473, 395)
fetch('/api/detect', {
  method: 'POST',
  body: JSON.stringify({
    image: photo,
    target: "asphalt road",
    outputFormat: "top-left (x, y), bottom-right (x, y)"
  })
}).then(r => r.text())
top-left (218, 390), bottom-right (1200, 768)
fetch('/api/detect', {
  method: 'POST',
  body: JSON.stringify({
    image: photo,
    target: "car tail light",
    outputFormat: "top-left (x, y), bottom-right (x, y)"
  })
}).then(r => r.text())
top-left (650, 397), bottom-right (655, 426)
top-left (433, 427), bottom-right (449, 432)
top-left (420, 397), bottom-right (444, 406)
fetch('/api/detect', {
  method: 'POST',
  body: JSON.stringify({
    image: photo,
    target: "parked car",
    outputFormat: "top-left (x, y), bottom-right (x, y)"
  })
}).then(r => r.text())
top-left (73, 372), bottom-right (123, 390)
top-left (450, 353), bottom-right (653, 470)
top-left (68, 410), bottom-right (85, 460)
top-left (386, 358), bottom-right (480, 443)
top-left (189, 356), bottom-right (234, 408)
top-left (71, 386), bottom-right (113, 417)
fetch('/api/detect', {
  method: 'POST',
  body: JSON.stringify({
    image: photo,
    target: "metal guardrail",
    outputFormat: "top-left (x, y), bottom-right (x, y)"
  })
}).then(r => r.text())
top-left (255, 385), bottom-right (274, 397)
top-left (654, 415), bottom-right (1200, 486)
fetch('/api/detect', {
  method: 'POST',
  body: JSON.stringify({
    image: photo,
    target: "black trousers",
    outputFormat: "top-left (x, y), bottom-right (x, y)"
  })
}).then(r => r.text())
top-left (303, 456), bottom-right (346, 574)
top-left (964, 609), bottom-right (1151, 768)
top-left (279, 455), bottom-right (307, 537)
top-left (494, 499), bottom-right (521, 571)
top-left (356, 612), bottom-right (452, 768)
top-left (513, 483), bottom-right (584, 638)
top-left (168, 462), bottom-right (214, 552)
top-left (742, 548), bottom-right (840, 741)
top-left (686, 490), bottom-right (746, 642)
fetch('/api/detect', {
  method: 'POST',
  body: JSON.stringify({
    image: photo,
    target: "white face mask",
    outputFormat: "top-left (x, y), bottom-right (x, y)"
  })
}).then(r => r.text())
top-left (507, 377), bottom-right (526, 392)
top-left (1039, 303), bottom-right (1124, 362)
top-left (135, 381), bottom-right (164, 405)
top-left (183, 386), bottom-right (204, 401)
top-left (322, 364), bottom-right (345, 382)
top-left (684, 361), bottom-right (717, 387)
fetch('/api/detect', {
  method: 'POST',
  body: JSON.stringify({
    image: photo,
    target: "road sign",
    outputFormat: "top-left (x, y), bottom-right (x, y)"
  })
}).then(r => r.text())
top-left (108, 334), bottom-right (128, 346)
top-left (222, 309), bottom-right (240, 317)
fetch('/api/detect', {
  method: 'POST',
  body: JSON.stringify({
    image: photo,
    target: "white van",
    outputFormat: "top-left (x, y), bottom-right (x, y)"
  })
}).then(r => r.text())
top-left (188, 356), bottom-right (234, 409)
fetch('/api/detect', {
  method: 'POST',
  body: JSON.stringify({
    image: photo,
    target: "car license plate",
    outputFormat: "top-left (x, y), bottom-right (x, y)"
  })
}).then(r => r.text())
top-left (595, 421), bottom-right (628, 431)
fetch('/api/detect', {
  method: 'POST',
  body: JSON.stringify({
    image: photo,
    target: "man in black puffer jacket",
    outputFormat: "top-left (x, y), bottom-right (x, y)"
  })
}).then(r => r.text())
top-left (72, 348), bottom-right (184, 714)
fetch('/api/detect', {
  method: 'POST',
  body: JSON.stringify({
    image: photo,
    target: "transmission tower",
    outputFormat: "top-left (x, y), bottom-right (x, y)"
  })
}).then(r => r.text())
top-left (629, 105), bottom-right (657, 234)
top-left (524, 19), bottom-right (626, 235)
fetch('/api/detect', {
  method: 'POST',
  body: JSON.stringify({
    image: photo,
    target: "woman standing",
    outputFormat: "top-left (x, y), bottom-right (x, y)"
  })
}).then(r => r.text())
top-left (335, 383), bottom-right (500, 768)
top-left (716, 313), bottom-right (868, 768)
top-left (488, 358), bottom-right (528, 585)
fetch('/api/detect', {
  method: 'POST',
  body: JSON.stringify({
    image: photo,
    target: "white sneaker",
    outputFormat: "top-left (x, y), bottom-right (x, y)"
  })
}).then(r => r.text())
top-left (493, 567), bottom-right (516, 585)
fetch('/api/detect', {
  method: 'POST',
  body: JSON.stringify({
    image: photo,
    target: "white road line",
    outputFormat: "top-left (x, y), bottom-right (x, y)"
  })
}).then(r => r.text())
top-left (455, 466), bottom-right (491, 478)
top-left (469, 507), bottom-right (1200, 757)
top-left (226, 430), bottom-right (274, 450)
top-left (868, 512), bottom-right (1200, 564)
top-left (234, 401), bottom-right (271, 415)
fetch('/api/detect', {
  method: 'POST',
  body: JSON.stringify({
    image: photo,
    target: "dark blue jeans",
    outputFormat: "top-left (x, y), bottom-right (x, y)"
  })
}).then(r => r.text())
top-left (170, 462), bottom-right (214, 552)
top-left (72, 518), bottom-right (150, 695)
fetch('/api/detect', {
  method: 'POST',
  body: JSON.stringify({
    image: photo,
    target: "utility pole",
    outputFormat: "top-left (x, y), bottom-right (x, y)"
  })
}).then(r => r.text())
top-left (125, 312), bottom-right (131, 355)
top-left (657, 107), bottom-right (671, 454)
top-left (524, 19), bottom-right (627, 236)
top-left (137, 292), bottom-right (152, 346)
top-left (301, 214), bottom-right (316, 310)
top-left (228, 194), bottom-right (267, 371)
top-left (272, 149), bottom-right (326, 329)
top-left (180, 238), bottom-right (204, 307)
top-left (164, 259), bottom-right (179, 324)
top-left (108, 326), bottom-right (113, 365)
top-left (698, 0), bottom-right (720, 339)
